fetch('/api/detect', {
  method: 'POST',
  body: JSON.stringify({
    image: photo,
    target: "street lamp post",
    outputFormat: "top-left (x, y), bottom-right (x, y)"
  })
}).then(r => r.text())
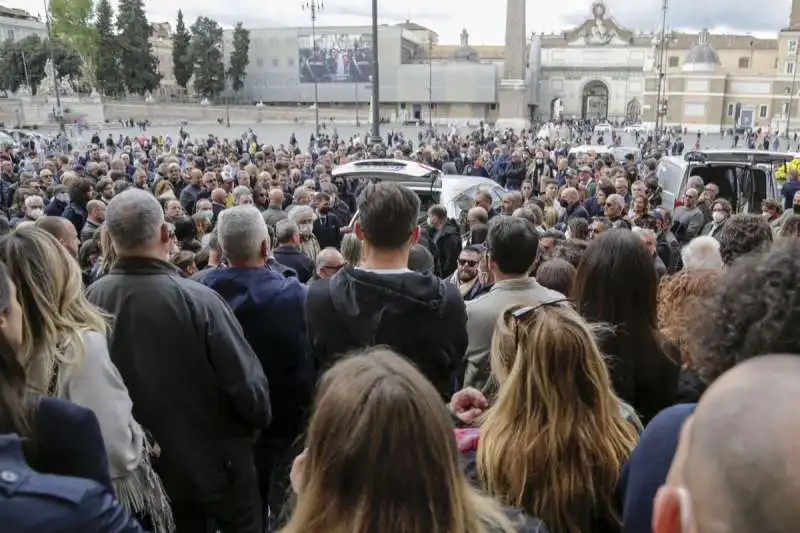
top-left (786, 45), bottom-right (800, 138)
top-left (355, 82), bottom-right (359, 127)
top-left (427, 36), bottom-right (433, 137)
top-left (222, 38), bottom-right (230, 127)
top-left (43, 0), bottom-right (65, 146)
top-left (302, 0), bottom-right (324, 139)
top-left (369, 0), bottom-right (380, 145)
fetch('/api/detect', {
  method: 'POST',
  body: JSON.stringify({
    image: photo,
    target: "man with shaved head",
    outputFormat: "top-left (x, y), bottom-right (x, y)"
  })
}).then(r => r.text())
top-left (653, 355), bottom-right (800, 533)
top-left (557, 187), bottom-right (589, 226)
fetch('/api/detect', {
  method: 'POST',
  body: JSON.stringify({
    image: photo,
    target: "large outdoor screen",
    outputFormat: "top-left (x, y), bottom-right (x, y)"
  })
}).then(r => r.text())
top-left (298, 33), bottom-right (373, 83)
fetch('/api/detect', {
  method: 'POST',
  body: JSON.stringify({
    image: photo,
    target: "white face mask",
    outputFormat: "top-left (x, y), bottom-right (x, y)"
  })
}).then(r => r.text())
top-left (712, 211), bottom-right (726, 224)
top-left (28, 208), bottom-right (43, 220)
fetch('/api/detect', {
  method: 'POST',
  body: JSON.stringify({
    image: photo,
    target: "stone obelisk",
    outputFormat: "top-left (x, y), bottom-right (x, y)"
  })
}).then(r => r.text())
top-left (495, 0), bottom-right (530, 131)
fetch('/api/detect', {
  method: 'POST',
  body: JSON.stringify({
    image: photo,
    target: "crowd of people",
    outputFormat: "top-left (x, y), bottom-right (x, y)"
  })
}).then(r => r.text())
top-left (0, 125), bottom-right (798, 533)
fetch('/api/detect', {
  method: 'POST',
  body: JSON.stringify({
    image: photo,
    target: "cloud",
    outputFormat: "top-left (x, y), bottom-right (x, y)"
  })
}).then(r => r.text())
top-left (5, 0), bottom-right (792, 45)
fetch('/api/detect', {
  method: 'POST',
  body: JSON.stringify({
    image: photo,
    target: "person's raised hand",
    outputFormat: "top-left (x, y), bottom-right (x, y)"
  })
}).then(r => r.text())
top-left (449, 387), bottom-right (488, 425)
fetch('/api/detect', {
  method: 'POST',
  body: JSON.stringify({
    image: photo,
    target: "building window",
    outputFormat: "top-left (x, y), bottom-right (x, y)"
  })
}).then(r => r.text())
top-left (790, 39), bottom-right (798, 54)
top-left (727, 103), bottom-right (735, 117)
top-left (668, 56), bottom-right (679, 67)
top-left (272, 58), bottom-right (279, 67)
top-left (287, 57), bottom-right (295, 67)
top-left (787, 60), bottom-right (796, 75)
top-left (738, 57), bottom-right (750, 68)
top-left (759, 105), bottom-right (768, 118)
top-left (6, 30), bottom-right (13, 41)
top-left (783, 102), bottom-right (791, 115)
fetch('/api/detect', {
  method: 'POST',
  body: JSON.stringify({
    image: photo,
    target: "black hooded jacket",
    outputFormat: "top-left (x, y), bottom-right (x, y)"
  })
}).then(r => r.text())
top-left (306, 266), bottom-right (468, 399)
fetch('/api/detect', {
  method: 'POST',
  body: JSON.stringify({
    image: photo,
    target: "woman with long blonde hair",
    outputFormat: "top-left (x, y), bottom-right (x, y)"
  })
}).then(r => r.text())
top-left (473, 301), bottom-right (638, 533)
top-left (0, 227), bottom-right (173, 532)
top-left (282, 349), bottom-right (546, 533)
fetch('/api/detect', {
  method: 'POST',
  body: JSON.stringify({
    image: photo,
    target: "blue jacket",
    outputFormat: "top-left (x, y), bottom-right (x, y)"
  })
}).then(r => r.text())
top-left (201, 265), bottom-right (315, 441)
top-left (0, 434), bottom-right (144, 532)
top-left (618, 404), bottom-right (696, 533)
top-left (30, 397), bottom-right (113, 493)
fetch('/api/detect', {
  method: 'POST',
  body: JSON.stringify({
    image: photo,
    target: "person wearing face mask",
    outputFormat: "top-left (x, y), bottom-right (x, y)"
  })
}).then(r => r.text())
top-left (312, 191), bottom-right (342, 249)
top-left (700, 199), bottom-right (731, 240)
top-left (10, 195), bottom-right (45, 228)
top-left (288, 205), bottom-right (321, 263)
top-left (44, 184), bottom-right (70, 217)
top-left (557, 187), bottom-right (590, 228)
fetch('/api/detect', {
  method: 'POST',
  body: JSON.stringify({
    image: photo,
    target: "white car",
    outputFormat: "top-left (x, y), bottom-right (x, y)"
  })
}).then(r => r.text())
top-left (624, 123), bottom-right (647, 133)
top-left (332, 159), bottom-right (507, 224)
top-left (593, 123), bottom-right (613, 135)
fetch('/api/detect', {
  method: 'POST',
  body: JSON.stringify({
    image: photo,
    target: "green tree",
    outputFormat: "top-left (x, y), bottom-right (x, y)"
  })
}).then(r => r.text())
top-left (48, 0), bottom-right (96, 72)
top-left (189, 16), bottom-right (224, 98)
top-left (0, 40), bottom-right (24, 94)
top-left (171, 10), bottom-right (192, 89)
top-left (93, 0), bottom-right (122, 95)
top-left (50, 38), bottom-right (84, 89)
top-left (0, 36), bottom-right (50, 95)
top-left (116, 0), bottom-right (161, 94)
top-left (227, 22), bottom-right (250, 97)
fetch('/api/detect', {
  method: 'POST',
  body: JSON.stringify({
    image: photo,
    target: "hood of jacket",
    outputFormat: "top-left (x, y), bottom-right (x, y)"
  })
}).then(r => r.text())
top-left (327, 266), bottom-right (447, 344)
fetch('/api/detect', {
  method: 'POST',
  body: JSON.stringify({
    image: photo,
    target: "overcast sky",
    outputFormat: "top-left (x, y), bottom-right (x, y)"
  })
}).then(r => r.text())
top-left (12, 0), bottom-right (794, 44)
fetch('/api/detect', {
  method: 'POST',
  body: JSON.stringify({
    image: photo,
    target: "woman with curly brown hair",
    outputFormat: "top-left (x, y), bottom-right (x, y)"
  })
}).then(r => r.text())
top-left (619, 240), bottom-right (800, 533)
top-left (657, 269), bottom-right (720, 403)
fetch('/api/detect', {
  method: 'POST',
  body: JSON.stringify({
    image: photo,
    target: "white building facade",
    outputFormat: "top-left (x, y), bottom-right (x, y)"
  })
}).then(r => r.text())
top-left (0, 6), bottom-right (46, 43)
top-left (531, 1), bottom-right (653, 122)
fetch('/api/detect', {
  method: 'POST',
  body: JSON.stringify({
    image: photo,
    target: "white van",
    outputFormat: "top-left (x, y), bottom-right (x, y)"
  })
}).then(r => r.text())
top-left (656, 150), bottom-right (791, 214)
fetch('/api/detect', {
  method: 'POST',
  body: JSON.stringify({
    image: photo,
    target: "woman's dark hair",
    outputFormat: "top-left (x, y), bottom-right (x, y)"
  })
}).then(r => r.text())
top-left (536, 258), bottom-right (576, 296)
top-left (779, 214), bottom-right (800, 237)
top-left (596, 179), bottom-right (615, 198)
top-left (572, 229), bottom-right (679, 423)
top-left (567, 218), bottom-right (589, 240)
top-left (468, 223), bottom-right (489, 246)
top-left (67, 178), bottom-right (94, 207)
top-left (717, 214), bottom-right (773, 266)
top-left (689, 240), bottom-right (800, 385)
top-left (0, 260), bottom-right (32, 438)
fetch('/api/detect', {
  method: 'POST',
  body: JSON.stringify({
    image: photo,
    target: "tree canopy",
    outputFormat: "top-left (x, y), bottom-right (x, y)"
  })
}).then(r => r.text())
top-left (189, 16), bottom-right (224, 98)
top-left (116, 0), bottom-right (161, 94)
top-left (171, 10), bottom-right (192, 89)
top-left (92, 0), bottom-right (122, 95)
top-left (227, 22), bottom-right (250, 95)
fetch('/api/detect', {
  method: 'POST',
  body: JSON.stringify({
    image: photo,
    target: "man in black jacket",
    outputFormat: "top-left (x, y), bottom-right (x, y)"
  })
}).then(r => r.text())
top-left (86, 189), bottom-right (271, 533)
top-left (427, 204), bottom-right (462, 279)
top-left (273, 220), bottom-right (315, 283)
top-left (312, 191), bottom-right (342, 249)
top-left (306, 182), bottom-right (468, 400)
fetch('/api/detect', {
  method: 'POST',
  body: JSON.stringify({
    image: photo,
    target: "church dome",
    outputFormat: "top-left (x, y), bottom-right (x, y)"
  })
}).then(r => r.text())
top-left (682, 29), bottom-right (720, 72)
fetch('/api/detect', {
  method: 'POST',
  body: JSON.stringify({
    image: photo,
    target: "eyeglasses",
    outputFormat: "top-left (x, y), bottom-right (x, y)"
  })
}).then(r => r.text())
top-left (458, 259), bottom-right (478, 267)
top-left (506, 298), bottom-right (570, 346)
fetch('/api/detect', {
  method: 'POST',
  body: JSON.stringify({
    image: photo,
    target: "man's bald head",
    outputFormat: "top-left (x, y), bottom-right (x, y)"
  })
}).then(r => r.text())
top-left (655, 355), bottom-right (800, 533)
top-left (268, 188), bottom-right (284, 205)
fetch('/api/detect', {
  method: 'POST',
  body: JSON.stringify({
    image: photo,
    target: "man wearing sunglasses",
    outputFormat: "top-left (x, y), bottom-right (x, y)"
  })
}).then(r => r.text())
top-left (448, 246), bottom-right (484, 302)
top-left (463, 216), bottom-right (565, 392)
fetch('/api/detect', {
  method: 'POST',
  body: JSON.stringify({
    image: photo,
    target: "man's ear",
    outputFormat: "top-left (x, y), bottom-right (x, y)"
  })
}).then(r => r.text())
top-left (159, 223), bottom-right (169, 244)
top-left (411, 224), bottom-right (420, 244)
top-left (355, 221), bottom-right (365, 241)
